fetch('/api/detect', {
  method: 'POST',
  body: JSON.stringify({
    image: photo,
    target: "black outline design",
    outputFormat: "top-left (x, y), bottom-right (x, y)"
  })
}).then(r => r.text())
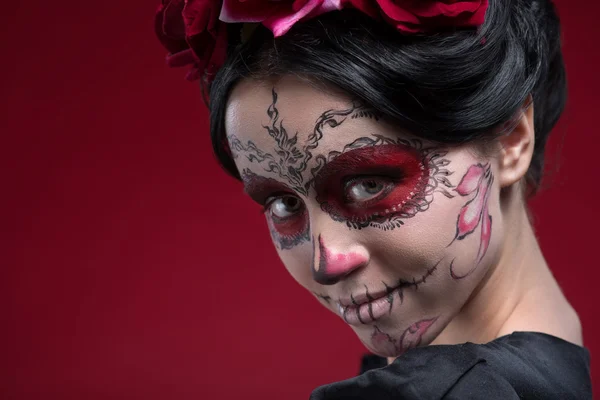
top-left (228, 88), bottom-right (378, 196)
top-left (311, 134), bottom-right (454, 231)
top-left (340, 259), bottom-right (441, 324)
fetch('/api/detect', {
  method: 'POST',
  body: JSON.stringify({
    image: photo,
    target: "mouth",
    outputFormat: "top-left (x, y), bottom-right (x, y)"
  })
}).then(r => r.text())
top-left (335, 261), bottom-right (439, 326)
top-left (337, 285), bottom-right (397, 326)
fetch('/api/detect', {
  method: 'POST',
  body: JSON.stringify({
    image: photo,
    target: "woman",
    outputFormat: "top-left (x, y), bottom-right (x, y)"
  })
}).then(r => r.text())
top-left (155, 0), bottom-right (592, 398)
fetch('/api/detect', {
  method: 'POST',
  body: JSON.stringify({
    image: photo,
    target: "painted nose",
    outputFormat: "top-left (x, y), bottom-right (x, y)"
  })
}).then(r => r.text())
top-left (311, 234), bottom-right (369, 285)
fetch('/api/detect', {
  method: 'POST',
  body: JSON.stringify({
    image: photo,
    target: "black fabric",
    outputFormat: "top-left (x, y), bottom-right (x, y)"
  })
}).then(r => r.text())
top-left (311, 332), bottom-right (591, 399)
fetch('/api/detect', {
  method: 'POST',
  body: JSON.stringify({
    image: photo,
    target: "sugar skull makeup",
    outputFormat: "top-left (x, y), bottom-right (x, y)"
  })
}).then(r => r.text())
top-left (225, 77), bottom-right (503, 357)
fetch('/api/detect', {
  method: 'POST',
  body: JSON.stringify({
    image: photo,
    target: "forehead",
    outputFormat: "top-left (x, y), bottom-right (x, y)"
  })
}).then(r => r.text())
top-left (225, 76), bottom-right (410, 193)
top-left (225, 76), bottom-right (372, 149)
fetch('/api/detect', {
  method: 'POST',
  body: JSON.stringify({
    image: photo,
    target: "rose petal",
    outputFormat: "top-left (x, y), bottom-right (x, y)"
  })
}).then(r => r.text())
top-left (343, 0), bottom-right (380, 19)
top-left (373, 0), bottom-right (488, 32)
top-left (264, 0), bottom-right (342, 37)
top-left (183, 0), bottom-right (221, 36)
top-left (155, 1), bottom-right (189, 55)
top-left (220, 0), bottom-right (284, 23)
top-left (403, 1), bottom-right (483, 18)
top-left (166, 48), bottom-right (197, 67)
top-left (162, 0), bottom-right (186, 38)
top-left (455, 163), bottom-right (485, 196)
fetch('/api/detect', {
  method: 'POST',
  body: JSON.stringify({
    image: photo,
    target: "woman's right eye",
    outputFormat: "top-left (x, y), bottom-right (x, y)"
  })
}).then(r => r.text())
top-left (267, 195), bottom-right (303, 219)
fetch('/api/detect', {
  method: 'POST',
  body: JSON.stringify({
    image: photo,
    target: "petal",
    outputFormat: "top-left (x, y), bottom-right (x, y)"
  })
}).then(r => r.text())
top-left (220, 0), bottom-right (282, 23)
top-left (342, 0), bottom-right (380, 19)
top-left (155, 0), bottom-right (189, 54)
top-left (183, 0), bottom-right (221, 36)
top-left (166, 48), bottom-right (197, 67)
top-left (374, 0), bottom-right (421, 26)
top-left (403, 1), bottom-right (484, 18)
top-left (398, 317), bottom-right (438, 353)
top-left (454, 168), bottom-right (490, 240)
top-left (162, 0), bottom-right (186, 38)
top-left (476, 174), bottom-right (493, 263)
top-left (476, 206), bottom-right (492, 264)
top-left (263, 0), bottom-right (327, 36)
top-left (370, 327), bottom-right (398, 356)
top-left (455, 163), bottom-right (485, 196)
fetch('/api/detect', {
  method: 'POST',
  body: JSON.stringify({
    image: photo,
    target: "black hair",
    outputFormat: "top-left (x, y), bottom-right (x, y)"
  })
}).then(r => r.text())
top-left (209, 0), bottom-right (565, 195)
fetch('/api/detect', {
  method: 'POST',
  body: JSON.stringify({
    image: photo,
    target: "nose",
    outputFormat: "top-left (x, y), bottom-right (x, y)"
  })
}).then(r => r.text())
top-left (311, 234), bottom-right (369, 285)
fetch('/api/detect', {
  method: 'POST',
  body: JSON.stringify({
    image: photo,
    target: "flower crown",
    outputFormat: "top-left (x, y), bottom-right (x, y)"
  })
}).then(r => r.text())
top-left (155, 0), bottom-right (489, 82)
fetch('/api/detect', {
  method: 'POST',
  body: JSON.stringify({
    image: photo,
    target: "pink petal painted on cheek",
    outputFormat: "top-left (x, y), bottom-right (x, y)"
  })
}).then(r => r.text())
top-left (370, 327), bottom-right (398, 356)
top-left (398, 317), bottom-right (438, 353)
top-left (454, 181), bottom-right (488, 241)
top-left (455, 164), bottom-right (485, 196)
top-left (476, 177), bottom-right (493, 263)
top-left (476, 207), bottom-right (492, 264)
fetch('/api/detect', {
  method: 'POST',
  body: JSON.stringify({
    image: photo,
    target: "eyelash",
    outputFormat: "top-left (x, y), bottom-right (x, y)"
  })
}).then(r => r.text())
top-left (260, 174), bottom-right (398, 218)
top-left (261, 193), bottom-right (298, 215)
top-left (342, 175), bottom-right (399, 204)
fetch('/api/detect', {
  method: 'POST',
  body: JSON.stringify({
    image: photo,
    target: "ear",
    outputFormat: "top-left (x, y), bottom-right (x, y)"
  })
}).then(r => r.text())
top-left (497, 96), bottom-right (535, 188)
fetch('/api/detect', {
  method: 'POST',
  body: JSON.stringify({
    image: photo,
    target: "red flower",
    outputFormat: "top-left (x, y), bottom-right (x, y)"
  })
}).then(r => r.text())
top-left (220, 0), bottom-right (345, 37)
top-left (155, 0), bottom-right (228, 81)
top-left (349, 0), bottom-right (489, 33)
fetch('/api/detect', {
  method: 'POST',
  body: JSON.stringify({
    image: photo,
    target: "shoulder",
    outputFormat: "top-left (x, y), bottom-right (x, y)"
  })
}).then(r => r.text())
top-left (310, 332), bottom-right (591, 400)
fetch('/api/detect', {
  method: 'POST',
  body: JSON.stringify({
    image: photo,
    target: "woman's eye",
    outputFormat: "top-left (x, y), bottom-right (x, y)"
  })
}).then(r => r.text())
top-left (269, 196), bottom-right (303, 219)
top-left (345, 178), bottom-right (389, 203)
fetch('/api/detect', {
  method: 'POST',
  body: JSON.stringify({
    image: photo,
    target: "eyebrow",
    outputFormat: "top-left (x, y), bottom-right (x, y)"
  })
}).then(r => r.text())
top-left (241, 169), bottom-right (294, 204)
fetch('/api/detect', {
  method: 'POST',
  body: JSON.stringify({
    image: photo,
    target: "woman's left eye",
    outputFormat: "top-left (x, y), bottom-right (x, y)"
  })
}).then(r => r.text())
top-left (345, 178), bottom-right (392, 203)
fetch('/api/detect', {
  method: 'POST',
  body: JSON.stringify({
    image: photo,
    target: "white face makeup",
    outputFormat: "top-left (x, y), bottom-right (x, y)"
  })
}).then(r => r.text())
top-left (225, 76), bottom-right (505, 357)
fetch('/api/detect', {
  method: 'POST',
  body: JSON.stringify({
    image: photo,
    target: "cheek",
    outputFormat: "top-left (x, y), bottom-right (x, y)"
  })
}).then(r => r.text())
top-left (275, 242), bottom-right (315, 290)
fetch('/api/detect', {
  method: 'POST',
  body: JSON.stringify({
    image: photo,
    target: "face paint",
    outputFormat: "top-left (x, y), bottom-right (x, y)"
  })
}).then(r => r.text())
top-left (228, 88), bottom-right (373, 196)
top-left (448, 163), bottom-right (495, 279)
top-left (227, 78), bottom-right (503, 359)
top-left (369, 317), bottom-right (438, 357)
top-left (241, 168), bottom-right (310, 250)
top-left (313, 144), bottom-right (428, 228)
top-left (337, 259), bottom-right (440, 326)
top-left (311, 234), bottom-right (369, 285)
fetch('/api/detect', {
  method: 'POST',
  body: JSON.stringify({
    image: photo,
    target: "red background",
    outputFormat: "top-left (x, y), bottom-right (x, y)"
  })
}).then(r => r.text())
top-left (1, 1), bottom-right (598, 399)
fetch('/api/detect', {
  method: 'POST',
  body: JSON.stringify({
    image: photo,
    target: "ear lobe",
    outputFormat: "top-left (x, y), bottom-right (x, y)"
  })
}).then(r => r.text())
top-left (497, 96), bottom-right (535, 188)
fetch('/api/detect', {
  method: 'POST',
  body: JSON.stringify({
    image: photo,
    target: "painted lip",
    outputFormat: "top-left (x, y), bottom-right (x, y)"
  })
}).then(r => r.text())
top-left (335, 262), bottom-right (440, 326)
top-left (337, 289), bottom-right (394, 326)
top-left (338, 288), bottom-right (388, 307)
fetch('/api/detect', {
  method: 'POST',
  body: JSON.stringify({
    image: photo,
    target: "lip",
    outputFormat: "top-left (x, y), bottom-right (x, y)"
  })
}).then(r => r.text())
top-left (337, 289), bottom-right (394, 326)
top-left (335, 262), bottom-right (440, 326)
top-left (338, 287), bottom-right (390, 307)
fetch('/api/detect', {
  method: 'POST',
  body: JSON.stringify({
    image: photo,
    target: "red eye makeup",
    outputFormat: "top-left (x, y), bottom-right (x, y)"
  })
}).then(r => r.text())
top-left (313, 144), bottom-right (429, 229)
top-left (242, 169), bottom-right (310, 249)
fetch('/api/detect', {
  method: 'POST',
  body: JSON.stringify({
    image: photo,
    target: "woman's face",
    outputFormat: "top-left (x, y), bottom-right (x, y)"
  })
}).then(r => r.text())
top-left (225, 77), bottom-right (504, 357)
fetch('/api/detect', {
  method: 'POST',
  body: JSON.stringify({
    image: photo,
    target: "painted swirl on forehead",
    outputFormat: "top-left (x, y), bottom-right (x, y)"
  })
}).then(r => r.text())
top-left (309, 135), bottom-right (455, 231)
top-left (227, 88), bottom-right (381, 196)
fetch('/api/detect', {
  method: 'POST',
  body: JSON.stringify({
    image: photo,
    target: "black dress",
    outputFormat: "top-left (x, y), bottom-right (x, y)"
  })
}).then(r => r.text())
top-left (310, 332), bottom-right (592, 399)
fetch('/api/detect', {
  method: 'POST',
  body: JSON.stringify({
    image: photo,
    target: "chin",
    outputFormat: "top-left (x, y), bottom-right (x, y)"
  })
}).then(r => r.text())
top-left (355, 316), bottom-right (440, 358)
